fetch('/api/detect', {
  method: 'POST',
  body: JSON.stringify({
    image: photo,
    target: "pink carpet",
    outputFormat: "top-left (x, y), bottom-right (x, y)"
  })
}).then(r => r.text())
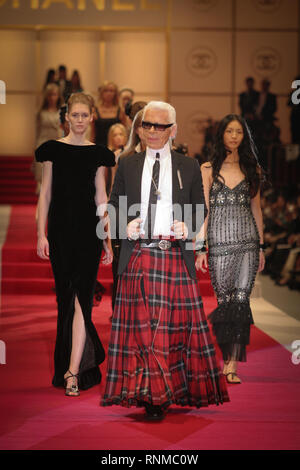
top-left (0, 206), bottom-right (299, 450)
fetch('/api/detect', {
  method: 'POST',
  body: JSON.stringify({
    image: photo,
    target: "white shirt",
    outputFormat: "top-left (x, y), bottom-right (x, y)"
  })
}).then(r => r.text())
top-left (140, 142), bottom-right (173, 237)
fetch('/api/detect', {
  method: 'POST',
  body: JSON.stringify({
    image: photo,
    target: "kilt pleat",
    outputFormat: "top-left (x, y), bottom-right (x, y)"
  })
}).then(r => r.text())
top-left (101, 245), bottom-right (229, 409)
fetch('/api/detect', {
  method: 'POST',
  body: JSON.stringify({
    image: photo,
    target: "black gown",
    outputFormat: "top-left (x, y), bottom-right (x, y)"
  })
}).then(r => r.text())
top-left (35, 140), bottom-right (115, 390)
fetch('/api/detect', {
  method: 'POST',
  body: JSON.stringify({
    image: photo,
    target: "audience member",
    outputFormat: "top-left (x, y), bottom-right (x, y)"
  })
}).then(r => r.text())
top-left (70, 70), bottom-right (84, 93)
top-left (262, 188), bottom-right (300, 291)
top-left (239, 76), bottom-right (260, 121)
top-left (43, 69), bottom-right (56, 89)
top-left (33, 83), bottom-right (63, 194)
top-left (56, 64), bottom-right (72, 102)
top-left (106, 123), bottom-right (128, 195)
top-left (257, 78), bottom-right (277, 124)
top-left (119, 88), bottom-right (134, 112)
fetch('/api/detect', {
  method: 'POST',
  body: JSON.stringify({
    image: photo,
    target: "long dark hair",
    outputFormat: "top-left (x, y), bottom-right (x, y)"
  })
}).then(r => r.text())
top-left (209, 114), bottom-right (264, 198)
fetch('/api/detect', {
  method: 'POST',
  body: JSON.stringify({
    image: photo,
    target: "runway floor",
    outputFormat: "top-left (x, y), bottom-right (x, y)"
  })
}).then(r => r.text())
top-left (0, 205), bottom-right (299, 451)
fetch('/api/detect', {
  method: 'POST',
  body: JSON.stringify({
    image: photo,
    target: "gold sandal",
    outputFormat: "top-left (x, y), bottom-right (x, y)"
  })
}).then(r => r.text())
top-left (224, 372), bottom-right (242, 384)
top-left (64, 370), bottom-right (80, 396)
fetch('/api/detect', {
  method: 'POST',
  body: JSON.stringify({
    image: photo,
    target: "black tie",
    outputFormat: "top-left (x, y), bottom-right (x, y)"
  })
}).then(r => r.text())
top-left (146, 152), bottom-right (160, 239)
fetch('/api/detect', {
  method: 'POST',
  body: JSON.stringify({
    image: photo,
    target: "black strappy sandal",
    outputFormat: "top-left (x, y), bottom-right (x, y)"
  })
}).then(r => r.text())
top-left (64, 370), bottom-right (80, 396)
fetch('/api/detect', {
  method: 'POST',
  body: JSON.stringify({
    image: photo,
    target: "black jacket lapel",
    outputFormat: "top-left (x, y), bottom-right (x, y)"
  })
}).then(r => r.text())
top-left (132, 151), bottom-right (146, 210)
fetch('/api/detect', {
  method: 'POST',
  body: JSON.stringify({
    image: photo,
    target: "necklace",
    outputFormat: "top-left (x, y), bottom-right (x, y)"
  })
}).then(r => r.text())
top-left (146, 155), bottom-right (166, 200)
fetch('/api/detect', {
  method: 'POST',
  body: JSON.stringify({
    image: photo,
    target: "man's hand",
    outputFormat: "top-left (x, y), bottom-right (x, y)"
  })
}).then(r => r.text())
top-left (171, 220), bottom-right (188, 240)
top-left (127, 218), bottom-right (143, 240)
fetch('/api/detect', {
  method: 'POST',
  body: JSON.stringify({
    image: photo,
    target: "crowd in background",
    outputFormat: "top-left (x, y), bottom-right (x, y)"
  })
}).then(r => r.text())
top-left (34, 65), bottom-right (300, 293)
top-left (261, 188), bottom-right (300, 291)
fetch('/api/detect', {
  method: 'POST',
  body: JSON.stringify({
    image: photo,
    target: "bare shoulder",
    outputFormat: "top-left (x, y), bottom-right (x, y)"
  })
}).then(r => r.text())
top-left (200, 162), bottom-right (213, 176)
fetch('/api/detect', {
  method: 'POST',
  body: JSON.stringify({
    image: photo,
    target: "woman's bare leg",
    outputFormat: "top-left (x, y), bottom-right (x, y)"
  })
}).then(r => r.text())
top-left (64, 296), bottom-right (86, 395)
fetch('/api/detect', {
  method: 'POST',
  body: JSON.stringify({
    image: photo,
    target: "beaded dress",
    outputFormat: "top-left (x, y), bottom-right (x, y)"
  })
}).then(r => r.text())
top-left (207, 178), bottom-right (260, 362)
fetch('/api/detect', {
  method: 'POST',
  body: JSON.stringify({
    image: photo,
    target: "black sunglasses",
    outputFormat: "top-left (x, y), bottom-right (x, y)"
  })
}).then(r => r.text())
top-left (142, 121), bottom-right (174, 132)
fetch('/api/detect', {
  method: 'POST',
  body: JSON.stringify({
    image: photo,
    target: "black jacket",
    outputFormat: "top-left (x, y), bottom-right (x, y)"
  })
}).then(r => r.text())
top-left (109, 150), bottom-right (207, 279)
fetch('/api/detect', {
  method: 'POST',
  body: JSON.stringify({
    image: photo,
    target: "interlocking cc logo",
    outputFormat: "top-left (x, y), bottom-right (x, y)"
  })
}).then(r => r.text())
top-left (252, 47), bottom-right (281, 77)
top-left (191, 0), bottom-right (218, 11)
top-left (186, 47), bottom-right (217, 78)
top-left (186, 111), bottom-right (212, 141)
top-left (252, 0), bottom-right (282, 13)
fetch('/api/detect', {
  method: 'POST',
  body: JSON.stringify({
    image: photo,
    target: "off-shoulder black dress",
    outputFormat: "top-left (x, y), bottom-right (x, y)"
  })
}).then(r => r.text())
top-left (35, 140), bottom-right (115, 390)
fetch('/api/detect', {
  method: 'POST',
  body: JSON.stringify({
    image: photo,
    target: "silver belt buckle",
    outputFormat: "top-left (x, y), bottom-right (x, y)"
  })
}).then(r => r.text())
top-left (158, 240), bottom-right (171, 250)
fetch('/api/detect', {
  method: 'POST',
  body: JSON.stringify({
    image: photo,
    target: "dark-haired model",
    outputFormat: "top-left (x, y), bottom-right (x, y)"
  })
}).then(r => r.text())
top-left (197, 114), bottom-right (265, 384)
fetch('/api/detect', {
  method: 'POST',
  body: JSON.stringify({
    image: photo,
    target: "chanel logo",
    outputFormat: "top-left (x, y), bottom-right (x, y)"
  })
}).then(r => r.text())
top-left (191, 0), bottom-right (218, 12)
top-left (252, 47), bottom-right (281, 77)
top-left (186, 111), bottom-right (211, 141)
top-left (252, 0), bottom-right (282, 13)
top-left (186, 47), bottom-right (217, 78)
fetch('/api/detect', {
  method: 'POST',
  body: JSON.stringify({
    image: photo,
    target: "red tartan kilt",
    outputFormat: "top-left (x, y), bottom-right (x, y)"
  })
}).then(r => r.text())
top-left (101, 244), bottom-right (229, 409)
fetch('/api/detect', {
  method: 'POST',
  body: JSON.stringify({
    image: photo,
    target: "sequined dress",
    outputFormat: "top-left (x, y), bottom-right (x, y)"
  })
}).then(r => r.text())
top-left (207, 179), bottom-right (260, 362)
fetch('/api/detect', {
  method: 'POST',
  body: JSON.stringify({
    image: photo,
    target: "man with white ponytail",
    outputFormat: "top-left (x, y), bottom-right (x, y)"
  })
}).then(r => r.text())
top-left (101, 101), bottom-right (229, 419)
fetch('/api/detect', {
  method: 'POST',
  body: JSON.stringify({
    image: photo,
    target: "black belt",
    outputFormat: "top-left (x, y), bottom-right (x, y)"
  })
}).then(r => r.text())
top-left (139, 239), bottom-right (180, 250)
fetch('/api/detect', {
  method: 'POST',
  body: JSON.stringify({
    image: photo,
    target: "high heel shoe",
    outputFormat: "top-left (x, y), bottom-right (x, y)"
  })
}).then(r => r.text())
top-left (224, 372), bottom-right (242, 384)
top-left (64, 370), bottom-right (80, 397)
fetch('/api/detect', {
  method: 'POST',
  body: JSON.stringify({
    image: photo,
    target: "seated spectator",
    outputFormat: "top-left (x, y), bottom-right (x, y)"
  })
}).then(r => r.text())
top-left (277, 233), bottom-right (300, 286)
top-left (262, 188), bottom-right (300, 291)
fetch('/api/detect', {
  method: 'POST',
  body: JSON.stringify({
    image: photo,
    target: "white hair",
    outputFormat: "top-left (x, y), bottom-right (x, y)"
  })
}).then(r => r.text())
top-left (142, 101), bottom-right (176, 124)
